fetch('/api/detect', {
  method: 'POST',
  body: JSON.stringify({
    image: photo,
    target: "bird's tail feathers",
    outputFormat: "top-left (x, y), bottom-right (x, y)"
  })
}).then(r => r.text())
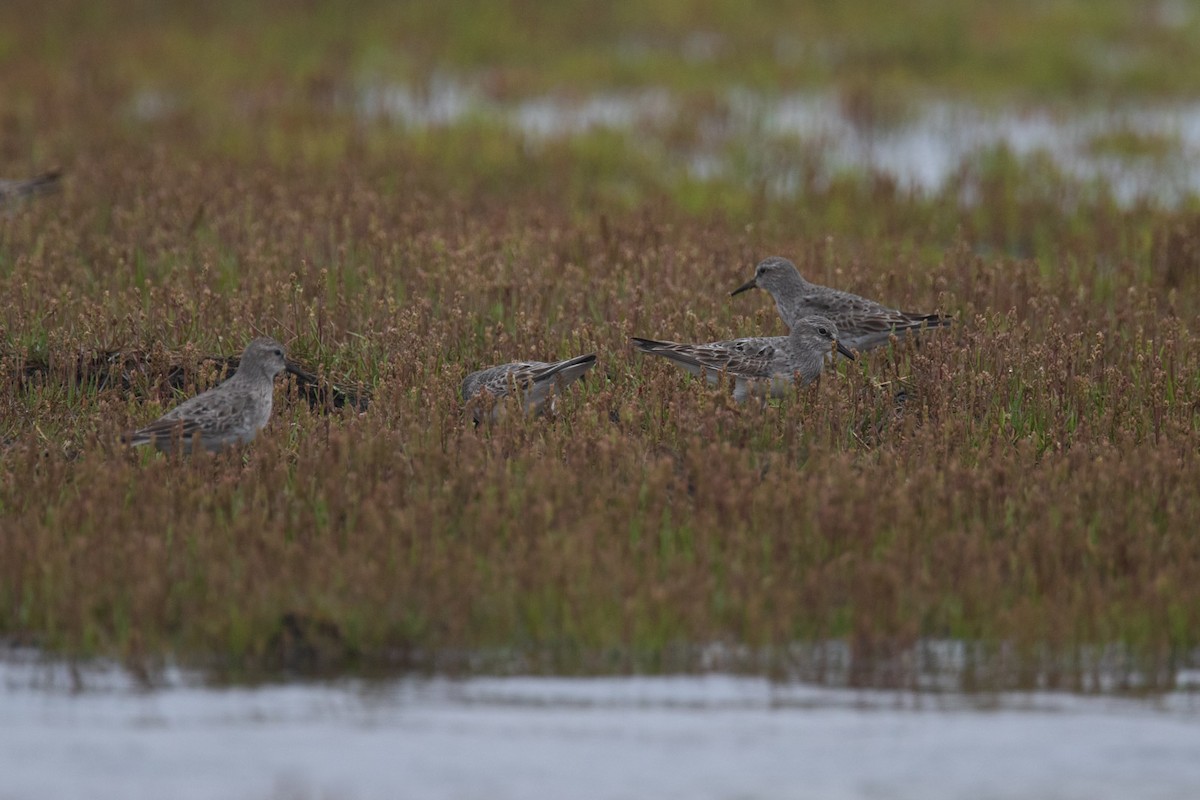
top-left (905, 312), bottom-right (952, 329)
top-left (536, 353), bottom-right (597, 387)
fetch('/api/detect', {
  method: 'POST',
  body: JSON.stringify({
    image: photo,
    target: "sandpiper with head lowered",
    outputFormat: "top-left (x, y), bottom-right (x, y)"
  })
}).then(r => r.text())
top-left (462, 354), bottom-right (597, 424)
top-left (632, 315), bottom-right (853, 404)
top-left (125, 336), bottom-right (290, 454)
top-left (731, 256), bottom-right (950, 353)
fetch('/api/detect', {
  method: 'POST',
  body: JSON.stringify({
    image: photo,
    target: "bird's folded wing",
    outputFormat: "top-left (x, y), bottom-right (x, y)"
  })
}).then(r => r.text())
top-left (638, 339), bottom-right (778, 379)
top-left (850, 309), bottom-right (946, 333)
top-left (489, 363), bottom-right (542, 395)
top-left (132, 389), bottom-right (243, 441)
top-left (129, 415), bottom-right (208, 443)
top-left (711, 337), bottom-right (780, 360)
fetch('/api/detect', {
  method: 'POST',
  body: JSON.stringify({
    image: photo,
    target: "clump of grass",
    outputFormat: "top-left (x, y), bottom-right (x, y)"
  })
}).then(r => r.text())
top-left (836, 74), bottom-right (916, 134)
top-left (1086, 127), bottom-right (1180, 160)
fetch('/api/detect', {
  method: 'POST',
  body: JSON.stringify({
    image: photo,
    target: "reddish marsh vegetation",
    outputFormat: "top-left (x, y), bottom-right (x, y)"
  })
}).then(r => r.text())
top-left (0, 2), bottom-right (1198, 688)
top-left (1, 145), bottom-right (1196, 688)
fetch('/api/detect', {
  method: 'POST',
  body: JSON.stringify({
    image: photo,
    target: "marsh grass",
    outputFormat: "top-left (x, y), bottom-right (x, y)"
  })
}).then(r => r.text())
top-left (1, 1), bottom-right (1199, 689)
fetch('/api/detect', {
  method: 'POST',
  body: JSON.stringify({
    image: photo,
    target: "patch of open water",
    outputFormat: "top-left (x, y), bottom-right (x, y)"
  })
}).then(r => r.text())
top-left (4, 650), bottom-right (1199, 800)
top-left (343, 79), bottom-right (1200, 206)
top-left (129, 77), bottom-right (1200, 206)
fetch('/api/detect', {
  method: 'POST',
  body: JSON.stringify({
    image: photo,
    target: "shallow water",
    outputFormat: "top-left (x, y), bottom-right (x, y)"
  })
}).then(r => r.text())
top-left (128, 77), bottom-right (1200, 206)
top-left (347, 79), bottom-right (1200, 206)
top-left (4, 654), bottom-right (1200, 800)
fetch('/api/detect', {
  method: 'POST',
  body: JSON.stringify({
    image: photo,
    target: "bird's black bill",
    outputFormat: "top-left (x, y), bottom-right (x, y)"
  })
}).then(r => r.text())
top-left (730, 277), bottom-right (758, 296)
top-left (836, 341), bottom-right (857, 360)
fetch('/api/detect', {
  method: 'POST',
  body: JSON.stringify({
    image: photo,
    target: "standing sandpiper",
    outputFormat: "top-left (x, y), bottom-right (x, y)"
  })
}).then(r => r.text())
top-left (125, 337), bottom-right (289, 454)
top-left (632, 315), bottom-right (853, 403)
top-left (731, 256), bottom-right (950, 352)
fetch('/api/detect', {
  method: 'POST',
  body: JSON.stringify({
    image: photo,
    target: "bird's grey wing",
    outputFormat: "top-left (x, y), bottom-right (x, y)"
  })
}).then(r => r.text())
top-left (841, 305), bottom-right (949, 338)
top-left (522, 354), bottom-right (596, 409)
top-left (529, 354), bottom-right (596, 388)
top-left (802, 290), bottom-right (945, 336)
top-left (705, 335), bottom-right (792, 379)
top-left (462, 365), bottom-right (502, 401)
top-left (127, 392), bottom-right (222, 447)
top-left (150, 386), bottom-right (246, 437)
top-left (634, 337), bottom-right (781, 379)
top-left (798, 288), bottom-right (886, 318)
top-left (128, 414), bottom-right (207, 446)
top-left (896, 310), bottom-right (952, 328)
top-left (463, 362), bottom-right (548, 401)
top-left (710, 336), bottom-right (784, 360)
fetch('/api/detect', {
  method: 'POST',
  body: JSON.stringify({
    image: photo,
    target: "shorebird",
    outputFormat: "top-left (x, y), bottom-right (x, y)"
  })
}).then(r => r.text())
top-left (462, 354), bottom-right (597, 423)
top-left (731, 256), bottom-right (950, 352)
top-left (632, 315), bottom-right (853, 403)
top-left (125, 337), bottom-right (289, 454)
top-left (0, 170), bottom-right (62, 209)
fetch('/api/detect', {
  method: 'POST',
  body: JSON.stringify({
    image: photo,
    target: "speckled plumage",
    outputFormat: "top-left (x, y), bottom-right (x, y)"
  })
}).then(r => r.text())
top-left (126, 337), bottom-right (288, 454)
top-left (632, 315), bottom-right (853, 403)
top-left (731, 256), bottom-right (950, 352)
top-left (461, 353), bottom-right (597, 423)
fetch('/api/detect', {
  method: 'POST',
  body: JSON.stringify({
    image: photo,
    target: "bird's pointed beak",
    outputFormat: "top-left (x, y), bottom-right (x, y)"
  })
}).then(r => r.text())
top-left (835, 341), bottom-right (857, 361)
top-left (730, 276), bottom-right (758, 296)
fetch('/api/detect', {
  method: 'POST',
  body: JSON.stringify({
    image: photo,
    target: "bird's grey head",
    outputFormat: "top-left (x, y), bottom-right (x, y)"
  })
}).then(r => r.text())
top-left (731, 256), bottom-right (803, 297)
top-left (237, 337), bottom-right (288, 380)
top-left (792, 315), bottom-right (856, 361)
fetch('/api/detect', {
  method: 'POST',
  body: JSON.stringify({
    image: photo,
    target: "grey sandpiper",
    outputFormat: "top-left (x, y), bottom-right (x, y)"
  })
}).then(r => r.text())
top-left (125, 336), bottom-right (290, 454)
top-left (462, 353), bottom-right (597, 423)
top-left (731, 256), bottom-right (950, 353)
top-left (632, 315), bottom-right (854, 404)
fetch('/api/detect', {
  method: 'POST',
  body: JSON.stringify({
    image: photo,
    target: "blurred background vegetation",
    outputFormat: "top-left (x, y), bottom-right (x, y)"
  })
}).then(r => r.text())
top-left (6, 1), bottom-right (1200, 233)
top-left (7, 0), bottom-right (1200, 99)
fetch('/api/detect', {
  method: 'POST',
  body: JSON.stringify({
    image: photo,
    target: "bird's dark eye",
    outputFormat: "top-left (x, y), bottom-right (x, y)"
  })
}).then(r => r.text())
top-left (273, 349), bottom-right (283, 358)
top-left (818, 327), bottom-right (830, 337)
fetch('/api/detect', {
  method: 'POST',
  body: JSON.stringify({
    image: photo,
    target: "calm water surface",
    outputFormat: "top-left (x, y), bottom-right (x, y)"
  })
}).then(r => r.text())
top-left (4, 653), bottom-right (1200, 800)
